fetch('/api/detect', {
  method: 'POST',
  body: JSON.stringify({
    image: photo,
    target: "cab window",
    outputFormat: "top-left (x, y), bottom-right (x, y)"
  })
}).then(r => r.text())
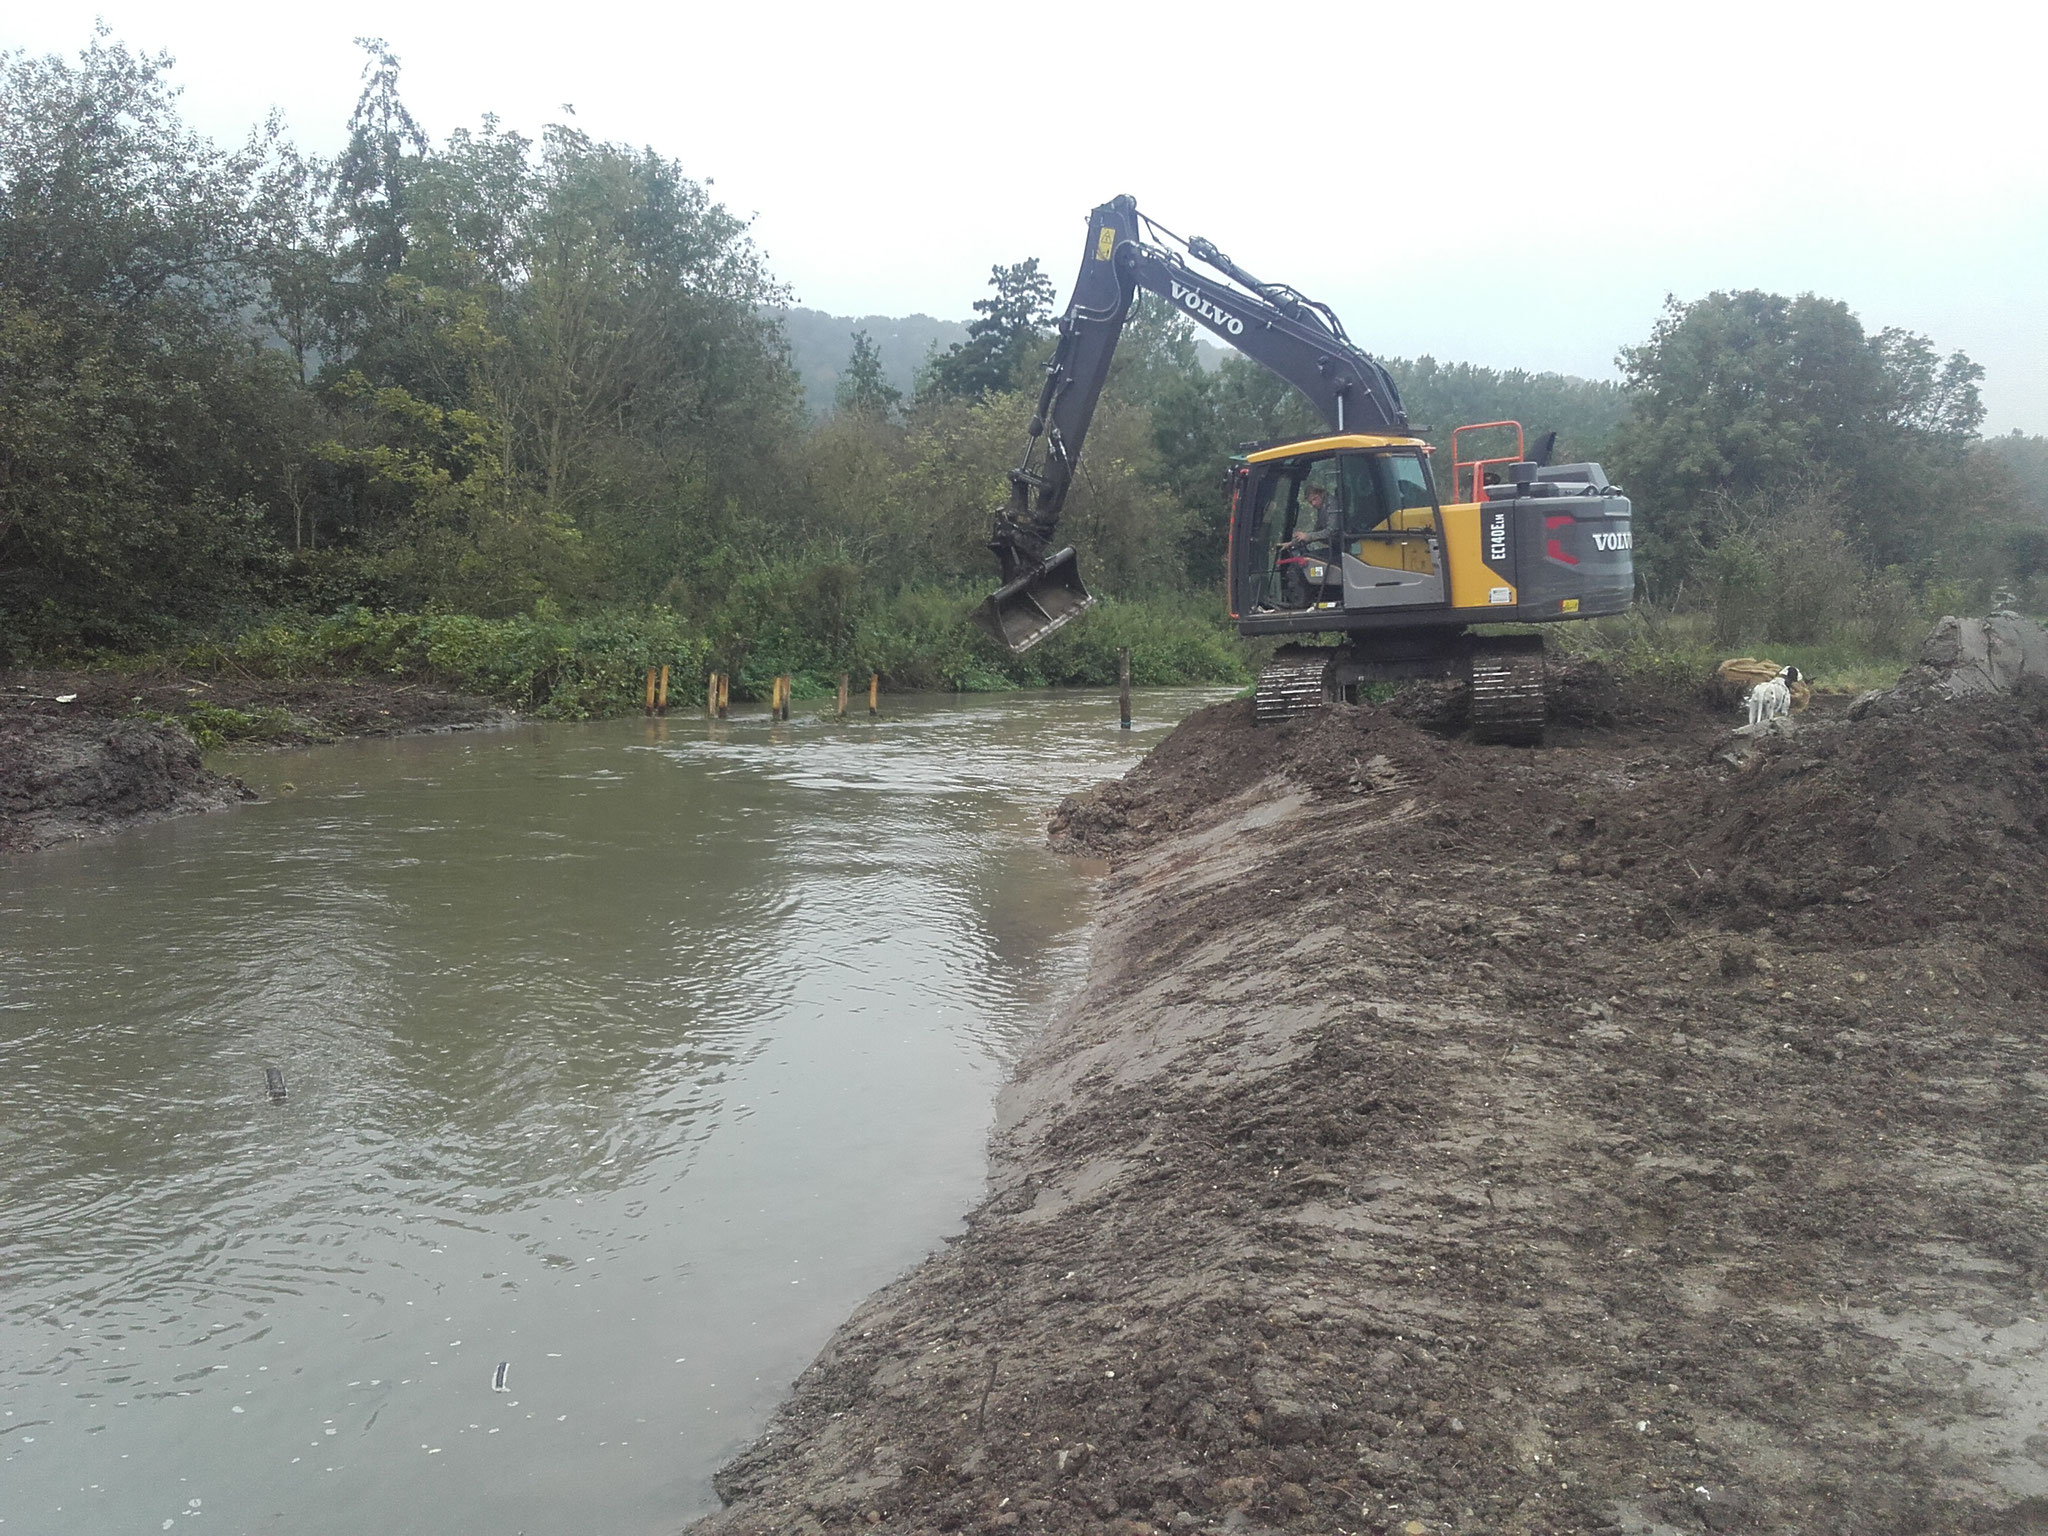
top-left (1388, 453), bottom-right (1436, 511)
top-left (1338, 455), bottom-right (1388, 535)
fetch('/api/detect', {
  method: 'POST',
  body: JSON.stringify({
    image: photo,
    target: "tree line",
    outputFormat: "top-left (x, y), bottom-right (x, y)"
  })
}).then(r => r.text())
top-left (2, 32), bottom-right (2042, 688)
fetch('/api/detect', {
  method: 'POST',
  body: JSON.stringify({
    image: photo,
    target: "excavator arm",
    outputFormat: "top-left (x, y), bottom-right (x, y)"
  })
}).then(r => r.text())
top-left (976, 194), bottom-right (1410, 650)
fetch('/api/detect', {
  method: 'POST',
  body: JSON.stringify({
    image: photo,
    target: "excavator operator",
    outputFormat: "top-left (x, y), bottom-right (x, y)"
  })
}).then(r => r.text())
top-left (1287, 484), bottom-right (1340, 548)
top-left (1276, 477), bottom-right (1343, 609)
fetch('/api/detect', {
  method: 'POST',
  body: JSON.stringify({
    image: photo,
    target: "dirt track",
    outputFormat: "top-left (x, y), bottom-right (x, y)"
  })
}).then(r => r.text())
top-left (696, 672), bottom-right (2048, 1536)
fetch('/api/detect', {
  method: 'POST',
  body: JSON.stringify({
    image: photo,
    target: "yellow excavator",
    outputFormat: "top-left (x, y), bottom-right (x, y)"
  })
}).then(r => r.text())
top-left (974, 195), bottom-right (1634, 743)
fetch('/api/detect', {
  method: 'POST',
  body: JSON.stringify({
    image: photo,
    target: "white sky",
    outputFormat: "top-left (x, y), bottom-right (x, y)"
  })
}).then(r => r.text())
top-left (11, 0), bottom-right (2046, 432)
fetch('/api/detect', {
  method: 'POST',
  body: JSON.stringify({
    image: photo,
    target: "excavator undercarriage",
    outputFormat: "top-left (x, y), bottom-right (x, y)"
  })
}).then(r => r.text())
top-left (1252, 632), bottom-right (1547, 745)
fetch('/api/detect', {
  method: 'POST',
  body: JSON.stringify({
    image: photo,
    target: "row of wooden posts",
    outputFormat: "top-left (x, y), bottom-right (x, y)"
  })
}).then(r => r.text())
top-left (643, 647), bottom-right (1131, 726)
top-left (644, 668), bottom-right (882, 719)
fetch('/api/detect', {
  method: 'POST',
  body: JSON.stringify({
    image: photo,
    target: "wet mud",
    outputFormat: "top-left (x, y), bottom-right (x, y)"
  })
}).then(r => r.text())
top-left (1, 668), bottom-right (507, 851)
top-left (696, 653), bottom-right (2048, 1536)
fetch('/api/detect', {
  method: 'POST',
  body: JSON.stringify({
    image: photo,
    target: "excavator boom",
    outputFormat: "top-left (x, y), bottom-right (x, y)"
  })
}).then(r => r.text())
top-left (975, 195), bottom-right (1410, 651)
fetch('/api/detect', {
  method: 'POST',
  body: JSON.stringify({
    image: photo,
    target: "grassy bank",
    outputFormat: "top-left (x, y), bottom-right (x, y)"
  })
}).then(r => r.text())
top-left (1550, 605), bottom-right (1933, 703)
top-left (130, 590), bottom-right (1254, 725)
top-left (49, 585), bottom-right (1979, 751)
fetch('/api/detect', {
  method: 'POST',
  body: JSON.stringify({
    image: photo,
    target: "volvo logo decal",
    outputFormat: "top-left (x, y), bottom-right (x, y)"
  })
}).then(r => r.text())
top-left (1169, 279), bottom-right (1244, 336)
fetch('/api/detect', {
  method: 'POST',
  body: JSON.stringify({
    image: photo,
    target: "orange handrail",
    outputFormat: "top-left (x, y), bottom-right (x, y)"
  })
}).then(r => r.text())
top-left (1450, 420), bottom-right (1524, 503)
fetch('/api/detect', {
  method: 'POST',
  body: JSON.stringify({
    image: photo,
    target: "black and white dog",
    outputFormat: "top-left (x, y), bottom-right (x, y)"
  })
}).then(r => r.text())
top-left (1744, 665), bottom-right (1803, 725)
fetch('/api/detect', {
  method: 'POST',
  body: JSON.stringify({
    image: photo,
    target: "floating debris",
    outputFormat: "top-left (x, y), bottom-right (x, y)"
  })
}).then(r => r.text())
top-left (265, 1067), bottom-right (287, 1102)
top-left (491, 1361), bottom-right (510, 1392)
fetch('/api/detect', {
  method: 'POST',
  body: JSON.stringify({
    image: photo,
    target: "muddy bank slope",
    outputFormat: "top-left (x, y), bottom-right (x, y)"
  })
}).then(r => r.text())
top-left (696, 671), bottom-right (2048, 1536)
top-left (2, 668), bottom-right (508, 852)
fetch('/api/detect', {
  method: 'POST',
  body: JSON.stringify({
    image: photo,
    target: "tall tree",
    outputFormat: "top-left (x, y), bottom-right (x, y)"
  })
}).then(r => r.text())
top-left (1384, 356), bottom-right (1627, 469)
top-left (834, 329), bottom-right (901, 419)
top-left (0, 30), bottom-right (295, 651)
top-left (1608, 290), bottom-right (1983, 587)
top-left (916, 258), bottom-right (1055, 403)
top-left (323, 38), bottom-right (432, 364)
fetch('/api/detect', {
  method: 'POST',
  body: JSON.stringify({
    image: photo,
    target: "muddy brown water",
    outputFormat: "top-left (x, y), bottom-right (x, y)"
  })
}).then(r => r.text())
top-left (0, 690), bottom-right (1228, 1535)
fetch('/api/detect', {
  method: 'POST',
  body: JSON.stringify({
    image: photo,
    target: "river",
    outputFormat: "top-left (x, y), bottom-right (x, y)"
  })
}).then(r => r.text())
top-left (0, 689), bottom-right (1222, 1536)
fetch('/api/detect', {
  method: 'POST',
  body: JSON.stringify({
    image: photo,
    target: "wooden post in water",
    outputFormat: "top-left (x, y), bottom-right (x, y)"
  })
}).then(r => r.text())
top-left (656, 664), bottom-right (670, 717)
top-left (778, 675), bottom-right (793, 721)
top-left (717, 673), bottom-right (730, 719)
top-left (706, 672), bottom-right (718, 717)
top-left (836, 673), bottom-right (849, 717)
top-left (644, 666), bottom-right (657, 717)
top-left (868, 672), bottom-right (880, 717)
top-left (1118, 646), bottom-right (1132, 730)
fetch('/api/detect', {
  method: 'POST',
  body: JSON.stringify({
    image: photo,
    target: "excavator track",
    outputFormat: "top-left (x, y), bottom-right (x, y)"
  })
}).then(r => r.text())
top-left (1254, 651), bottom-right (1335, 725)
top-left (1468, 643), bottom-right (1547, 746)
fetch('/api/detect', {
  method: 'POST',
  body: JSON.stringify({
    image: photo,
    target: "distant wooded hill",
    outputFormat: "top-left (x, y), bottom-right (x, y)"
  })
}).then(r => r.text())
top-left (778, 306), bottom-right (1626, 459)
top-left (776, 308), bottom-right (970, 416)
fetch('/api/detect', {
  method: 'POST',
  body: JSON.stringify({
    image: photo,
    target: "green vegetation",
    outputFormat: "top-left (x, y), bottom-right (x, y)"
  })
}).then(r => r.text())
top-left (780, 308), bottom-right (968, 417)
top-left (1606, 291), bottom-right (2042, 651)
top-left (1555, 609), bottom-right (1907, 702)
top-left (2, 31), bottom-right (2042, 712)
top-left (215, 608), bottom-right (713, 716)
top-left (1384, 357), bottom-right (1627, 469)
top-left (166, 594), bottom-right (1246, 719)
top-left (136, 703), bottom-right (305, 751)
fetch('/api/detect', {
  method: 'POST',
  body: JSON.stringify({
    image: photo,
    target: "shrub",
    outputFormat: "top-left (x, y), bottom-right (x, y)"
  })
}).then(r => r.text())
top-left (216, 608), bottom-right (709, 718)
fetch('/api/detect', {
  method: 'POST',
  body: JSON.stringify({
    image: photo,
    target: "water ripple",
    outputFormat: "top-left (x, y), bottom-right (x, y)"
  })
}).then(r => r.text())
top-left (0, 688), bottom-right (1230, 1535)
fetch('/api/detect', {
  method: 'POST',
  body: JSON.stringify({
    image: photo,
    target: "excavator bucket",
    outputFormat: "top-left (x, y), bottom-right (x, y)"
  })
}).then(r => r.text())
top-left (972, 547), bottom-right (1096, 654)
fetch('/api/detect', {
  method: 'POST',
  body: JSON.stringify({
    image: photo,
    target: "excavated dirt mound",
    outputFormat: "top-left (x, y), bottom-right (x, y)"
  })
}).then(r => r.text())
top-left (1055, 679), bottom-right (2048, 983)
top-left (1, 668), bottom-right (510, 852)
top-left (700, 670), bottom-right (2048, 1536)
top-left (1045, 661), bottom-right (1688, 864)
top-left (0, 712), bottom-right (252, 851)
top-left (1636, 686), bottom-right (2048, 969)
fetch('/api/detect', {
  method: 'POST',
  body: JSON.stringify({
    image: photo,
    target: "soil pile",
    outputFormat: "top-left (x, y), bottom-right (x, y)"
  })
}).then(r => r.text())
top-left (1044, 699), bottom-right (1288, 859)
top-left (2, 668), bottom-right (509, 851)
top-left (1643, 688), bottom-right (2048, 969)
top-left (699, 667), bottom-right (2048, 1536)
top-left (1056, 671), bottom-right (2048, 983)
top-left (1046, 660), bottom-right (1668, 863)
top-left (1861, 614), bottom-right (2048, 710)
top-left (0, 709), bottom-right (251, 851)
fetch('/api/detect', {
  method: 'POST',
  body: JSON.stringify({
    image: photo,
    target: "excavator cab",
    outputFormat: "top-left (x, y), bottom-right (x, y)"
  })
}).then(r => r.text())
top-left (1235, 442), bottom-right (1448, 619)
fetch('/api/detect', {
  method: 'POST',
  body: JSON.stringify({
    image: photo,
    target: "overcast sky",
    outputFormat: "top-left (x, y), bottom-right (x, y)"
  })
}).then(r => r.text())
top-left (11, 0), bottom-right (2045, 433)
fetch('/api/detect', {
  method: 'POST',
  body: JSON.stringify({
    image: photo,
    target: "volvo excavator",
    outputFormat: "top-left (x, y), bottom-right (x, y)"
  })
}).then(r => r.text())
top-left (973, 195), bottom-right (1634, 743)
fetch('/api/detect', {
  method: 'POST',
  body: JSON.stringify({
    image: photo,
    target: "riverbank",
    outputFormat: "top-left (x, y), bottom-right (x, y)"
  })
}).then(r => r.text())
top-left (696, 665), bottom-right (2048, 1534)
top-left (0, 667), bottom-right (509, 851)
